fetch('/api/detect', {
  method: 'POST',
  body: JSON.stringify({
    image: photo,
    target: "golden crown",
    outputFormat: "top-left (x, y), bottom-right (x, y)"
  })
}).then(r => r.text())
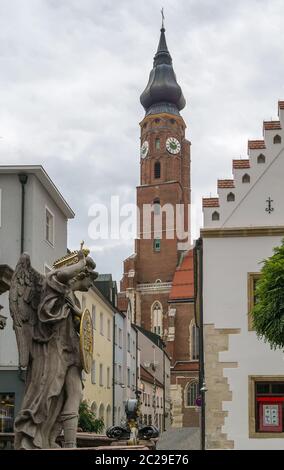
top-left (53, 241), bottom-right (90, 269)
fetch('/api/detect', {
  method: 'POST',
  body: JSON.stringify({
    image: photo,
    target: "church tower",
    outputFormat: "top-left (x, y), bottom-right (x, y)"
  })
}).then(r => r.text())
top-left (120, 22), bottom-right (199, 428)
top-left (137, 23), bottom-right (191, 286)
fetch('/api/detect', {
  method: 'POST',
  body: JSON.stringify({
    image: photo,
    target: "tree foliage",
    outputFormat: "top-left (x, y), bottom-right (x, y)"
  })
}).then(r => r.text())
top-left (252, 240), bottom-right (284, 349)
top-left (78, 400), bottom-right (104, 433)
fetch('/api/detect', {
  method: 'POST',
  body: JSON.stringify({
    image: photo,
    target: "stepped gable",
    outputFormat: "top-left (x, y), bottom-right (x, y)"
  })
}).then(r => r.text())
top-left (202, 197), bottom-right (219, 208)
top-left (218, 179), bottom-right (235, 188)
top-left (233, 159), bottom-right (250, 169)
top-left (203, 100), bottom-right (284, 227)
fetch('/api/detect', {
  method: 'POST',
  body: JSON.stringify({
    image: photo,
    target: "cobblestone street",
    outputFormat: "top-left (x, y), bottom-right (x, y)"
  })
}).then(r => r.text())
top-left (157, 427), bottom-right (200, 450)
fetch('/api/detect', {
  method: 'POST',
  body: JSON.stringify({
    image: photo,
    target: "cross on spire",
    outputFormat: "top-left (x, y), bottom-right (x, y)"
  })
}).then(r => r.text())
top-left (161, 7), bottom-right (165, 30)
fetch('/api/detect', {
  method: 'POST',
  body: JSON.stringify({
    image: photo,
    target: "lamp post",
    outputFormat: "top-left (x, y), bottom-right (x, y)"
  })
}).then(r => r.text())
top-left (200, 379), bottom-right (207, 450)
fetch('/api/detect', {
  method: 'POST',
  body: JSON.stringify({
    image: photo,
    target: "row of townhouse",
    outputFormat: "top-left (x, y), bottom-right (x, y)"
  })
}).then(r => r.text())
top-left (0, 165), bottom-right (171, 435)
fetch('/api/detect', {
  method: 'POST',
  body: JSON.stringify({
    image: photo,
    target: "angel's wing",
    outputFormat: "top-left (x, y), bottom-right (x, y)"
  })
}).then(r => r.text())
top-left (9, 253), bottom-right (44, 368)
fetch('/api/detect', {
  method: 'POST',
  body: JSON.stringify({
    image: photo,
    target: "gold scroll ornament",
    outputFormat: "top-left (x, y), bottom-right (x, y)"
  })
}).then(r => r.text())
top-left (79, 308), bottom-right (93, 373)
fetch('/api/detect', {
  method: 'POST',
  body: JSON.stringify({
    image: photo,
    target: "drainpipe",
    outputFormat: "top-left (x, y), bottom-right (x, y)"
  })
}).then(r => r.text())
top-left (18, 174), bottom-right (28, 254)
top-left (112, 312), bottom-right (115, 426)
top-left (194, 237), bottom-right (205, 450)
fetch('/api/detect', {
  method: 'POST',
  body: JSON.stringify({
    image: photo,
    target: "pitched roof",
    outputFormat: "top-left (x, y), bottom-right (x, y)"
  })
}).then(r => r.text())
top-left (0, 165), bottom-right (74, 218)
top-left (140, 366), bottom-right (163, 388)
top-left (233, 159), bottom-right (250, 169)
top-left (202, 197), bottom-right (219, 208)
top-left (217, 179), bottom-right (235, 189)
top-left (248, 140), bottom-right (266, 150)
top-left (169, 250), bottom-right (194, 301)
top-left (263, 121), bottom-right (281, 130)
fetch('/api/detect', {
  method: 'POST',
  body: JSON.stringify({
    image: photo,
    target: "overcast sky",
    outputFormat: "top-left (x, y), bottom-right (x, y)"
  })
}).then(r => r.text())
top-left (1, 0), bottom-right (284, 282)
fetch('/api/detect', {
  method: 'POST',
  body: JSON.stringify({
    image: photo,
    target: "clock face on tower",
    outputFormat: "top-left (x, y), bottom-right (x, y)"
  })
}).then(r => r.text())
top-left (166, 137), bottom-right (181, 155)
top-left (140, 140), bottom-right (149, 158)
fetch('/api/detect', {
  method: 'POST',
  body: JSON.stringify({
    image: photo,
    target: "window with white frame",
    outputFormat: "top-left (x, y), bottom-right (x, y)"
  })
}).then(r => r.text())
top-left (99, 364), bottom-right (103, 386)
top-left (100, 312), bottom-right (104, 335)
top-left (45, 207), bottom-right (54, 245)
top-left (118, 365), bottom-right (122, 383)
top-left (91, 360), bottom-right (96, 384)
top-left (127, 368), bottom-right (130, 387)
top-left (151, 302), bottom-right (163, 336)
top-left (118, 328), bottom-right (122, 348)
top-left (107, 319), bottom-right (111, 341)
top-left (92, 305), bottom-right (96, 329)
top-left (127, 333), bottom-right (131, 352)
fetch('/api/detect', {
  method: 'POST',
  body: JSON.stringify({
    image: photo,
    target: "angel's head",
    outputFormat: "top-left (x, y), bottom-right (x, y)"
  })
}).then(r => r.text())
top-left (71, 256), bottom-right (98, 292)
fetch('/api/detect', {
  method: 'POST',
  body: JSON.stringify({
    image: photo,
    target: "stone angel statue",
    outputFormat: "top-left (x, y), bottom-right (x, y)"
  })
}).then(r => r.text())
top-left (9, 246), bottom-right (97, 449)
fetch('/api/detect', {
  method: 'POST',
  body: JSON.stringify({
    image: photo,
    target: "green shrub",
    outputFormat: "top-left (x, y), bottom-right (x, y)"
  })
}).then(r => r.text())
top-left (78, 400), bottom-right (104, 433)
top-left (252, 239), bottom-right (284, 349)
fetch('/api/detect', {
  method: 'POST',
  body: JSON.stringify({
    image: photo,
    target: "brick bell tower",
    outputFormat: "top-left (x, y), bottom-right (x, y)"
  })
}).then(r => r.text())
top-left (120, 22), bottom-right (199, 429)
top-left (121, 22), bottom-right (191, 330)
top-left (137, 24), bottom-right (191, 287)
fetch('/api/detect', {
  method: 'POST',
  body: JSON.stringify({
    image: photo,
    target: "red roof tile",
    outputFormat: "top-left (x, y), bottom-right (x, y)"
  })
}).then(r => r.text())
top-left (169, 250), bottom-right (194, 301)
top-left (217, 179), bottom-right (235, 189)
top-left (278, 101), bottom-right (284, 110)
top-left (263, 121), bottom-right (281, 131)
top-left (248, 140), bottom-right (266, 150)
top-left (202, 197), bottom-right (219, 208)
top-left (233, 159), bottom-right (250, 169)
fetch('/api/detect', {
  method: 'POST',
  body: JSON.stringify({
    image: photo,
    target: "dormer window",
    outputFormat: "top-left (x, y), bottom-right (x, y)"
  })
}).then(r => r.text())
top-left (273, 134), bottom-right (281, 144)
top-left (242, 173), bottom-right (250, 184)
top-left (227, 192), bottom-right (235, 202)
top-left (212, 211), bottom-right (220, 221)
top-left (257, 154), bottom-right (265, 164)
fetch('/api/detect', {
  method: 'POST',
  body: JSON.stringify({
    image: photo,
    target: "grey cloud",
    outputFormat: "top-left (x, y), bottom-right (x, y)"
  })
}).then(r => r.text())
top-left (1, 0), bottom-right (284, 278)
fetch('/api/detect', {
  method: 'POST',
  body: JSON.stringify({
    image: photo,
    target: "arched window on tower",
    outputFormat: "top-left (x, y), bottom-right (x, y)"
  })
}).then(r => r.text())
top-left (154, 162), bottom-right (161, 179)
top-left (155, 138), bottom-right (160, 150)
top-left (191, 323), bottom-right (199, 360)
top-left (257, 154), bottom-right (265, 164)
top-left (185, 381), bottom-right (199, 407)
top-left (227, 192), bottom-right (235, 202)
top-left (242, 173), bottom-right (250, 184)
top-left (151, 302), bottom-right (163, 337)
top-left (212, 211), bottom-right (220, 221)
top-left (273, 134), bottom-right (281, 144)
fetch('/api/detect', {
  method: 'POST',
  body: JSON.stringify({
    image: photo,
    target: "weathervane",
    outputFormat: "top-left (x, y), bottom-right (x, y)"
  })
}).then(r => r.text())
top-left (161, 7), bottom-right (165, 29)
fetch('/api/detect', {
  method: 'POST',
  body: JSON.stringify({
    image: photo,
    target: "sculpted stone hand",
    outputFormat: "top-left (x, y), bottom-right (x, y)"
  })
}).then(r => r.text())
top-left (9, 247), bottom-right (97, 449)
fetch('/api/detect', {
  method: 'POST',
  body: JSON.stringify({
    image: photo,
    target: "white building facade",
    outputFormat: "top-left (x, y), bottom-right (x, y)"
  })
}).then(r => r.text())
top-left (0, 165), bottom-right (74, 432)
top-left (201, 101), bottom-right (284, 449)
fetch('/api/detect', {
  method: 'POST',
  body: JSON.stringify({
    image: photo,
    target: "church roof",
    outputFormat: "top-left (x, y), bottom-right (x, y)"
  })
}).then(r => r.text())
top-left (140, 26), bottom-right (186, 116)
top-left (169, 250), bottom-right (194, 301)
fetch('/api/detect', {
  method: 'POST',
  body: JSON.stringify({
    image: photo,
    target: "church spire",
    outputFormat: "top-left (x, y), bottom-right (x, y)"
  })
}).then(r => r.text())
top-left (140, 20), bottom-right (186, 116)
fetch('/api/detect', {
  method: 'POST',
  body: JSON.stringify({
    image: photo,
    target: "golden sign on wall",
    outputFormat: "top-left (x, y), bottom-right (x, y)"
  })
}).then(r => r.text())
top-left (79, 308), bottom-right (93, 374)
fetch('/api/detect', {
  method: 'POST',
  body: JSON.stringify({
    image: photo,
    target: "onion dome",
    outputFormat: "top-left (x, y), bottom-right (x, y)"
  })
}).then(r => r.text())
top-left (140, 26), bottom-right (186, 116)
